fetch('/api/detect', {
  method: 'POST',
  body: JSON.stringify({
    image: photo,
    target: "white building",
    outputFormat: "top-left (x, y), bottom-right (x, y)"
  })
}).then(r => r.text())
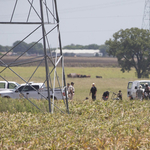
top-left (55, 49), bottom-right (103, 57)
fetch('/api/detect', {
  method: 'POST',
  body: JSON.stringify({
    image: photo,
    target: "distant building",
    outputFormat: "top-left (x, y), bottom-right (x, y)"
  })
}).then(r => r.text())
top-left (55, 49), bottom-right (103, 57)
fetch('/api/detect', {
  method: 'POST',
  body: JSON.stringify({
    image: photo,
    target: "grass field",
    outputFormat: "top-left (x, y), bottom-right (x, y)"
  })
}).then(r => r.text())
top-left (0, 66), bottom-right (137, 100)
top-left (0, 67), bottom-right (150, 149)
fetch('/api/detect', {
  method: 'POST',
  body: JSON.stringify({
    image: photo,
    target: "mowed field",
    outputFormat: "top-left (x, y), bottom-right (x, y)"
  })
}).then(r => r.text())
top-left (1, 57), bottom-right (150, 149)
top-left (0, 56), bottom-right (124, 100)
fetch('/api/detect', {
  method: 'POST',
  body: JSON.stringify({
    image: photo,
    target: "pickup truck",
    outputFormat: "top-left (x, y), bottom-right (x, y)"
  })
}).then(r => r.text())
top-left (0, 81), bottom-right (20, 91)
top-left (0, 82), bottom-right (65, 100)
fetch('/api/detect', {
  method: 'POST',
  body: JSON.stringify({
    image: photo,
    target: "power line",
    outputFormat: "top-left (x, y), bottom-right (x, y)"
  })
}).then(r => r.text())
top-left (60, 15), bottom-right (142, 20)
top-left (142, 0), bottom-right (150, 30)
top-left (58, 0), bottom-right (143, 14)
top-left (0, 0), bottom-right (143, 19)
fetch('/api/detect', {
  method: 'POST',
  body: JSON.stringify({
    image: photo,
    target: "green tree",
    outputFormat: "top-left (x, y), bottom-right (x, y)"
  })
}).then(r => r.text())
top-left (105, 27), bottom-right (150, 78)
top-left (94, 53), bottom-right (99, 57)
top-left (85, 44), bottom-right (99, 49)
top-left (28, 42), bottom-right (43, 54)
top-left (12, 41), bottom-right (44, 55)
top-left (63, 44), bottom-right (83, 49)
top-left (0, 45), bottom-right (11, 52)
top-left (99, 45), bottom-right (109, 57)
top-left (63, 44), bottom-right (100, 50)
top-left (0, 45), bottom-right (5, 52)
top-left (12, 41), bottom-right (28, 54)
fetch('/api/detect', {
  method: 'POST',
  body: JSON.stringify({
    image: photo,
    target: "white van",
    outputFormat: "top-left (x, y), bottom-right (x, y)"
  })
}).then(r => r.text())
top-left (127, 80), bottom-right (150, 99)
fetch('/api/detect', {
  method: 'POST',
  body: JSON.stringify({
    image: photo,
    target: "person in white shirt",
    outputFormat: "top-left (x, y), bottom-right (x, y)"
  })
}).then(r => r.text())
top-left (136, 85), bottom-right (144, 101)
top-left (68, 82), bottom-right (75, 100)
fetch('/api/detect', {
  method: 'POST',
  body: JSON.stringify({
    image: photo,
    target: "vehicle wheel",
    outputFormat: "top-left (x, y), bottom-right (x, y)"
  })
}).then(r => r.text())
top-left (50, 96), bottom-right (57, 100)
top-left (129, 96), bottom-right (133, 100)
top-left (3, 96), bottom-right (10, 98)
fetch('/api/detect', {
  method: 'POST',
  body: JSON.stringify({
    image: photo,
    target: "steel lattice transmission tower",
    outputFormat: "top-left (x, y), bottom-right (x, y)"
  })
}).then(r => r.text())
top-left (142, 0), bottom-right (150, 30)
top-left (0, 0), bottom-right (69, 114)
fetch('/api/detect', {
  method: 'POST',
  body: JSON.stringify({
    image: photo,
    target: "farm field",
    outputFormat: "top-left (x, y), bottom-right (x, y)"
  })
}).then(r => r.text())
top-left (1, 56), bottom-right (118, 67)
top-left (0, 66), bottom-right (150, 149)
top-left (0, 66), bottom-right (136, 100)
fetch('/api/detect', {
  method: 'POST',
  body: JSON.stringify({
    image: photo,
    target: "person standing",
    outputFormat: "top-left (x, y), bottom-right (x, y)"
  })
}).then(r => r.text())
top-left (89, 83), bottom-right (97, 101)
top-left (68, 82), bottom-right (75, 100)
top-left (136, 85), bottom-right (144, 101)
top-left (66, 83), bottom-right (70, 91)
top-left (144, 83), bottom-right (150, 99)
top-left (65, 83), bottom-right (70, 98)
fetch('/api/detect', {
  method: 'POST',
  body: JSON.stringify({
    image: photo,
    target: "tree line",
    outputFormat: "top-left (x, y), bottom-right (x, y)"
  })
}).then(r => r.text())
top-left (0, 41), bottom-right (45, 55)
top-left (0, 42), bottom-right (108, 57)
top-left (1, 27), bottom-right (150, 78)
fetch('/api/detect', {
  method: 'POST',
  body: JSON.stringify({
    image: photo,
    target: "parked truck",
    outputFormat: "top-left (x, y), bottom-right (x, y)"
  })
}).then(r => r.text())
top-left (0, 82), bottom-right (66, 100)
top-left (0, 81), bottom-right (20, 91)
top-left (127, 80), bottom-right (150, 99)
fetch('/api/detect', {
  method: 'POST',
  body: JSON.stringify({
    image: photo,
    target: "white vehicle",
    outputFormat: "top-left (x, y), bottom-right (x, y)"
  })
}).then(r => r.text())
top-left (127, 80), bottom-right (150, 99)
top-left (0, 82), bottom-right (65, 100)
top-left (0, 81), bottom-right (20, 91)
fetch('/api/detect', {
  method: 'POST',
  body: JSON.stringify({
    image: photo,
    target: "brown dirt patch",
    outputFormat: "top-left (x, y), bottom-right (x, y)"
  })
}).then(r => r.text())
top-left (1, 56), bottom-right (118, 67)
top-left (64, 57), bottom-right (118, 67)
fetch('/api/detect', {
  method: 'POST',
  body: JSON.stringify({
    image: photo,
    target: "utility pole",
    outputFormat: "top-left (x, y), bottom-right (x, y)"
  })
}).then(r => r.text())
top-left (0, 0), bottom-right (69, 114)
top-left (142, 0), bottom-right (150, 30)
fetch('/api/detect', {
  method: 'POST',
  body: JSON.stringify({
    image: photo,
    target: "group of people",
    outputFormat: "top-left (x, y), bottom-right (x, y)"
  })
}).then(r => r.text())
top-left (65, 82), bottom-right (150, 101)
top-left (66, 82), bottom-right (75, 100)
top-left (102, 90), bottom-right (122, 101)
top-left (65, 82), bottom-right (123, 101)
top-left (89, 83), bottom-right (122, 101)
top-left (136, 83), bottom-right (150, 101)
top-left (89, 82), bottom-right (150, 101)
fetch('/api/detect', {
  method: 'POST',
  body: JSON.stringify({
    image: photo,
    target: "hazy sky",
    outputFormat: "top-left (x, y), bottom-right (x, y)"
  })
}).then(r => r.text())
top-left (0, 0), bottom-right (145, 47)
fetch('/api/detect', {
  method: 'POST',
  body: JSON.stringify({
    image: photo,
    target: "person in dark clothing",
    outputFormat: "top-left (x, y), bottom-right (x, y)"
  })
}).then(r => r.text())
top-left (144, 83), bottom-right (150, 99)
top-left (89, 83), bottom-right (97, 101)
top-left (117, 90), bottom-right (122, 100)
top-left (102, 91), bottom-right (109, 100)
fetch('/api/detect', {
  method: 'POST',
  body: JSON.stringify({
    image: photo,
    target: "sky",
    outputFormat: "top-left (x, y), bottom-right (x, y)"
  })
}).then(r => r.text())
top-left (0, 0), bottom-right (145, 48)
